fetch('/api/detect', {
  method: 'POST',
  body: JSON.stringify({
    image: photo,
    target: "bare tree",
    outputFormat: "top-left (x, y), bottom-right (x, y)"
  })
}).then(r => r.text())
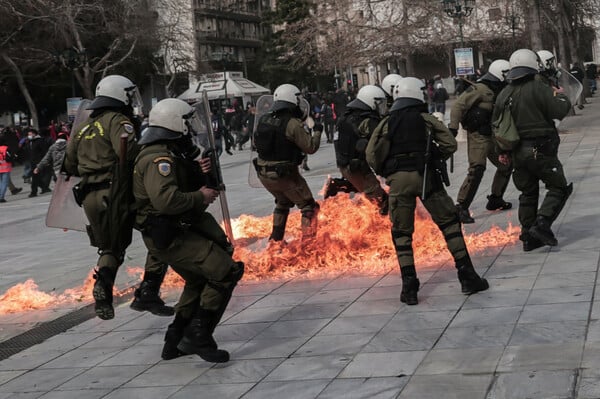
top-left (150, 0), bottom-right (196, 97)
top-left (0, 0), bottom-right (153, 125)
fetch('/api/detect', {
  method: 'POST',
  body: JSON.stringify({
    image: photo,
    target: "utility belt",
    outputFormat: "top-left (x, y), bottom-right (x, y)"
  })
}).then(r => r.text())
top-left (520, 136), bottom-right (559, 158)
top-left (253, 158), bottom-right (296, 178)
top-left (73, 180), bottom-right (111, 206)
top-left (382, 153), bottom-right (424, 177)
top-left (141, 214), bottom-right (191, 250)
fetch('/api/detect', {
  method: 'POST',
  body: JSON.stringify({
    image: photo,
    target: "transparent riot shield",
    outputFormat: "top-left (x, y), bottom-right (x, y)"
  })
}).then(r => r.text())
top-left (558, 68), bottom-right (583, 106)
top-left (196, 91), bottom-right (235, 244)
top-left (248, 96), bottom-right (310, 188)
top-left (45, 99), bottom-right (92, 232)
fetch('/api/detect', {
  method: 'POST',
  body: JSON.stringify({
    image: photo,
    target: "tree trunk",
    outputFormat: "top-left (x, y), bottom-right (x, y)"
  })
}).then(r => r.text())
top-left (527, 0), bottom-right (543, 49)
top-left (2, 53), bottom-right (38, 129)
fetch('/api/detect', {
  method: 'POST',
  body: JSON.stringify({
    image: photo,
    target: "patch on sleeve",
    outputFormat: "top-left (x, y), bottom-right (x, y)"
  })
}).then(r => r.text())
top-left (157, 162), bottom-right (172, 177)
top-left (121, 122), bottom-right (135, 134)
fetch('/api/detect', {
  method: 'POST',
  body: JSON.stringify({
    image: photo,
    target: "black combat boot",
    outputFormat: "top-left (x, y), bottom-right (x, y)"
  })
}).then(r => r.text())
top-left (456, 204), bottom-right (474, 224)
top-left (520, 231), bottom-right (544, 252)
top-left (130, 270), bottom-right (174, 316)
top-left (528, 215), bottom-right (558, 246)
top-left (177, 309), bottom-right (229, 363)
top-left (400, 276), bottom-right (420, 305)
top-left (161, 314), bottom-right (193, 360)
top-left (456, 257), bottom-right (489, 294)
top-left (486, 195), bottom-right (512, 211)
top-left (93, 267), bottom-right (116, 320)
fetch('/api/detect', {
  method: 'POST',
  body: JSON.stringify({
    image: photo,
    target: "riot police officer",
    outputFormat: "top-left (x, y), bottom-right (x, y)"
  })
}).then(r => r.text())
top-left (133, 98), bottom-right (243, 362)
top-left (493, 49), bottom-right (572, 251)
top-left (333, 85), bottom-right (388, 214)
top-left (254, 83), bottom-right (322, 241)
top-left (537, 50), bottom-right (561, 88)
top-left (380, 73), bottom-right (403, 108)
top-left (63, 75), bottom-right (171, 320)
top-left (450, 59), bottom-right (513, 223)
top-left (366, 77), bottom-right (489, 305)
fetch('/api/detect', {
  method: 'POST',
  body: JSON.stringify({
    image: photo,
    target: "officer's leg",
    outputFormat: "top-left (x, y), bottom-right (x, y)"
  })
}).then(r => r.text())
top-left (343, 167), bottom-right (388, 215)
top-left (486, 140), bottom-right (513, 210)
top-left (270, 205), bottom-right (291, 241)
top-left (456, 133), bottom-right (487, 223)
top-left (173, 236), bottom-right (243, 363)
top-left (82, 189), bottom-right (121, 320)
top-left (423, 188), bottom-right (488, 295)
top-left (130, 253), bottom-right (174, 316)
top-left (282, 172), bottom-right (319, 240)
top-left (530, 156), bottom-right (572, 246)
top-left (387, 172), bottom-right (420, 304)
top-left (512, 165), bottom-right (543, 251)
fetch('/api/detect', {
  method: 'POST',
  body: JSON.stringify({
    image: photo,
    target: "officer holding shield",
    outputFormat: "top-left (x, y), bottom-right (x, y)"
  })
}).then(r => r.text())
top-left (253, 83), bottom-right (322, 241)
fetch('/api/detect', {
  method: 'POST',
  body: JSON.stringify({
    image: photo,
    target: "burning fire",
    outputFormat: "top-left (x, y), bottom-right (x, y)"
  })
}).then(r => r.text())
top-left (0, 193), bottom-right (519, 314)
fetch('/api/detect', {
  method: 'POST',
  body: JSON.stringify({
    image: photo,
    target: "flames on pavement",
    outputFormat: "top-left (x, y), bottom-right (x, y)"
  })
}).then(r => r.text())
top-left (0, 194), bottom-right (519, 315)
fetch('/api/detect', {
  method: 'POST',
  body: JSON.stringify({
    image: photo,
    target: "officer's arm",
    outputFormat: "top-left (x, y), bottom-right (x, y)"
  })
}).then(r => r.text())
top-left (63, 133), bottom-right (80, 175)
top-left (142, 158), bottom-right (208, 215)
top-left (108, 116), bottom-right (139, 164)
top-left (539, 81), bottom-right (571, 121)
top-left (365, 117), bottom-right (390, 173)
top-left (358, 117), bottom-right (379, 138)
top-left (424, 113), bottom-right (457, 158)
top-left (449, 89), bottom-right (479, 129)
top-left (286, 118), bottom-right (321, 154)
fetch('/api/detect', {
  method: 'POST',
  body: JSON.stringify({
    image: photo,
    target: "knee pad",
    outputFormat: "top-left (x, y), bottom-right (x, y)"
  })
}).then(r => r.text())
top-left (469, 165), bottom-right (485, 179)
top-left (301, 201), bottom-right (320, 220)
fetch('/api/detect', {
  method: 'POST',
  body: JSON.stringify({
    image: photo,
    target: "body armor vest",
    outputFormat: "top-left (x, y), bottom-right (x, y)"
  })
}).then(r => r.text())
top-left (333, 111), bottom-right (365, 168)
top-left (382, 106), bottom-right (428, 176)
top-left (255, 112), bottom-right (302, 163)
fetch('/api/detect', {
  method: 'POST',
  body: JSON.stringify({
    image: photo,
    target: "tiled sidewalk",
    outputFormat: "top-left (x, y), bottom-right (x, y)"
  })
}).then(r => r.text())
top-left (1, 97), bottom-right (600, 398)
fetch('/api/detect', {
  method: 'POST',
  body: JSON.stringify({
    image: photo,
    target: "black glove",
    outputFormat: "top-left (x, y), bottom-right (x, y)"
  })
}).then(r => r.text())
top-left (449, 128), bottom-right (459, 137)
top-left (313, 123), bottom-right (323, 133)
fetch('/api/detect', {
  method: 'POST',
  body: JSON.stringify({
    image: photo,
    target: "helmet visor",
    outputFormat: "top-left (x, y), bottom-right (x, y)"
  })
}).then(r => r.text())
top-left (374, 97), bottom-right (388, 116)
top-left (183, 109), bottom-right (205, 137)
top-left (126, 86), bottom-right (144, 116)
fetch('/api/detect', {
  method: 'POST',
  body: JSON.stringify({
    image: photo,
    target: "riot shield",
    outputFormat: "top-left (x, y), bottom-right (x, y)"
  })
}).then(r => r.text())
top-left (248, 96), bottom-right (310, 188)
top-left (45, 99), bottom-right (92, 232)
top-left (199, 91), bottom-right (235, 244)
top-left (557, 68), bottom-right (583, 106)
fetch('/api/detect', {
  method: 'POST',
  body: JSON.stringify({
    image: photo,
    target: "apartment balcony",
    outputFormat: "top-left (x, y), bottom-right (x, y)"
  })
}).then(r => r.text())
top-left (195, 7), bottom-right (262, 23)
top-left (196, 31), bottom-right (262, 48)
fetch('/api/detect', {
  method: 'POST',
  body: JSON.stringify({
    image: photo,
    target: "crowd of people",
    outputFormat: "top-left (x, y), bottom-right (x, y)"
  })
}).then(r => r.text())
top-left (0, 121), bottom-right (71, 202)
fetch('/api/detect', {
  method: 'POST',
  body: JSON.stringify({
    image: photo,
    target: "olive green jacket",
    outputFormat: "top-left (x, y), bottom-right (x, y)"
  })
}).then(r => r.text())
top-left (449, 82), bottom-right (495, 131)
top-left (64, 110), bottom-right (138, 183)
top-left (133, 143), bottom-right (208, 227)
top-left (493, 77), bottom-right (571, 140)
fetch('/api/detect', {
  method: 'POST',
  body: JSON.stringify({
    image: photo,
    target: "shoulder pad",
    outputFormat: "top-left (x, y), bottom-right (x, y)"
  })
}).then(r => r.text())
top-left (120, 121), bottom-right (135, 134)
top-left (465, 86), bottom-right (475, 93)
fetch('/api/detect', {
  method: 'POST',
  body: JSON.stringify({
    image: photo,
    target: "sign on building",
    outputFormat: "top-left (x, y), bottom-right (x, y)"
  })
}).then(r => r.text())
top-left (454, 48), bottom-right (475, 76)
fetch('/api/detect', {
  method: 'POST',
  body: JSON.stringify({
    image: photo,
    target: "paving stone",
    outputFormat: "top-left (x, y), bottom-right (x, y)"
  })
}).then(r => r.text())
top-left (191, 358), bottom-right (283, 384)
top-left (398, 374), bottom-right (493, 399)
top-left (170, 383), bottom-right (254, 399)
top-left (0, 368), bottom-right (85, 393)
top-left (316, 377), bottom-right (408, 399)
top-left (436, 324), bottom-right (514, 349)
top-left (518, 302), bottom-right (590, 324)
top-left (100, 386), bottom-right (181, 399)
top-left (241, 379), bottom-right (331, 399)
top-left (487, 370), bottom-right (576, 399)
top-left (497, 343), bottom-right (584, 372)
top-left (56, 365), bottom-right (148, 390)
top-left (295, 333), bottom-right (375, 356)
top-left (318, 314), bottom-right (393, 335)
top-left (122, 363), bottom-right (211, 388)
top-left (415, 347), bottom-right (503, 375)
top-left (365, 329), bottom-right (443, 352)
top-left (339, 351), bottom-right (428, 378)
top-left (264, 355), bottom-right (351, 381)
top-left (449, 306), bottom-right (522, 328)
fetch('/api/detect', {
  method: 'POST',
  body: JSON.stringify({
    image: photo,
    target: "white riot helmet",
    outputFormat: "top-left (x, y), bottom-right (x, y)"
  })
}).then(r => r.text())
top-left (506, 49), bottom-right (542, 81)
top-left (381, 74), bottom-right (403, 97)
top-left (487, 59), bottom-right (511, 82)
top-left (537, 50), bottom-right (557, 71)
top-left (393, 77), bottom-right (426, 102)
top-left (353, 85), bottom-right (387, 115)
top-left (89, 75), bottom-right (143, 111)
top-left (273, 83), bottom-right (301, 106)
top-left (138, 98), bottom-right (204, 145)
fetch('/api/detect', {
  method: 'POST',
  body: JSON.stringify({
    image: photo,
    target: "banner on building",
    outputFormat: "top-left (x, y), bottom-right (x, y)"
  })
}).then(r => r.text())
top-left (454, 48), bottom-right (474, 76)
top-left (66, 97), bottom-right (83, 122)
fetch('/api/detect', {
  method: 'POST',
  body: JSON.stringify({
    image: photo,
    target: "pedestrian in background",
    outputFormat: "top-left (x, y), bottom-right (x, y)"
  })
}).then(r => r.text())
top-left (433, 82), bottom-right (449, 114)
